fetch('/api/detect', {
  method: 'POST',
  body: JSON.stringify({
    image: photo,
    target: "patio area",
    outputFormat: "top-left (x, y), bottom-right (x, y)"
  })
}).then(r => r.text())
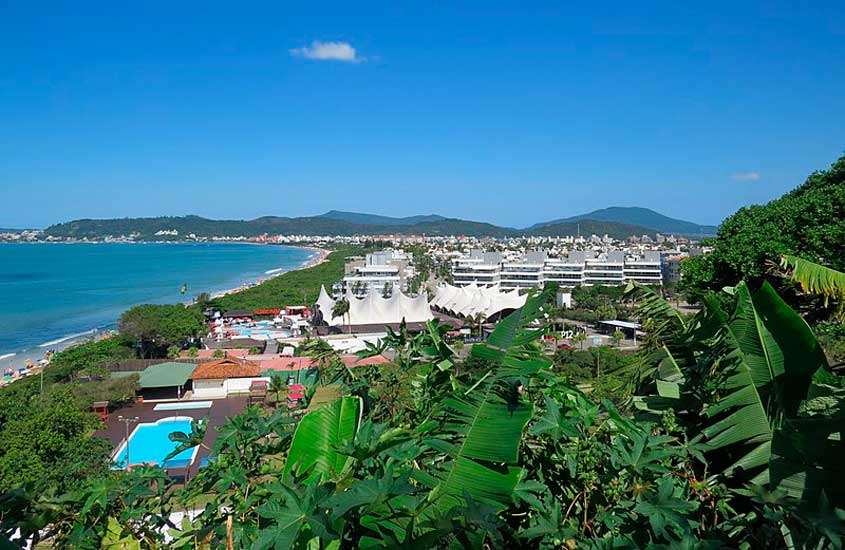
top-left (96, 396), bottom-right (250, 478)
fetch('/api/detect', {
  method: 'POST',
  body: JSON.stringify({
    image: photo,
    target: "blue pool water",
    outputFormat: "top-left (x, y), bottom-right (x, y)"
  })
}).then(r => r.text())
top-left (113, 417), bottom-right (198, 468)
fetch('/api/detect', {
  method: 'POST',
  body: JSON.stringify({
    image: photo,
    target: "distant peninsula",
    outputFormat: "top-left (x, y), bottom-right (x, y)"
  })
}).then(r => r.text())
top-left (36, 207), bottom-right (718, 241)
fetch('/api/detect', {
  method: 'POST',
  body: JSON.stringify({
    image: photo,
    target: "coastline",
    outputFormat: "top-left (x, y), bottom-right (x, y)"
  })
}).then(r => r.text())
top-left (0, 245), bottom-right (329, 375)
top-left (208, 246), bottom-right (329, 299)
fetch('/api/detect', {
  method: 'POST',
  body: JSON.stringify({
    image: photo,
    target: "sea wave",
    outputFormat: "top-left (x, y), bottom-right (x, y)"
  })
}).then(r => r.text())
top-left (39, 329), bottom-right (97, 348)
top-left (264, 267), bottom-right (286, 275)
top-left (0, 353), bottom-right (16, 361)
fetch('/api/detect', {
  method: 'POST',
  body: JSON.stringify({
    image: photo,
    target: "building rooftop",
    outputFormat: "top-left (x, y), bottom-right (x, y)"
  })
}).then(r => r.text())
top-left (137, 362), bottom-right (197, 389)
top-left (192, 358), bottom-right (260, 380)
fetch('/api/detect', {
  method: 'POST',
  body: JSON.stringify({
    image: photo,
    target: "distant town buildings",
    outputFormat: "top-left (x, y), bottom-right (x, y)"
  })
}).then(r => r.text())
top-left (451, 249), bottom-right (664, 289)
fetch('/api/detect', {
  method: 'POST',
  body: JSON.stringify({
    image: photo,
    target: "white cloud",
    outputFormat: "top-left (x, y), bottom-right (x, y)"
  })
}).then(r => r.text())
top-left (289, 41), bottom-right (363, 63)
top-left (731, 171), bottom-right (761, 182)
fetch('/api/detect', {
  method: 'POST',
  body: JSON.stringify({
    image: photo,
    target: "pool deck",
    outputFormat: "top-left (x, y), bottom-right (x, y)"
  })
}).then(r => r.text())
top-left (96, 397), bottom-right (250, 475)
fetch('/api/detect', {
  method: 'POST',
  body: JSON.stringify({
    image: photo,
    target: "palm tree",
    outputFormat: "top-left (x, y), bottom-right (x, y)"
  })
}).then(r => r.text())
top-left (470, 312), bottom-right (487, 338)
top-left (611, 329), bottom-right (624, 348)
top-left (268, 372), bottom-right (288, 408)
top-left (164, 418), bottom-right (209, 462)
top-left (332, 298), bottom-right (350, 333)
top-left (382, 281), bottom-right (392, 298)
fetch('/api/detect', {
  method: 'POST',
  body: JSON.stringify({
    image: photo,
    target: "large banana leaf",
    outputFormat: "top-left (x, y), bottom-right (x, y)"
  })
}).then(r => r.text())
top-left (424, 376), bottom-right (533, 512)
top-left (780, 255), bottom-right (845, 307)
top-left (422, 295), bottom-right (547, 513)
top-left (624, 282), bottom-right (687, 338)
top-left (477, 289), bottom-right (549, 357)
top-left (700, 282), bottom-right (828, 480)
top-left (769, 416), bottom-right (845, 507)
top-left (285, 396), bottom-right (362, 483)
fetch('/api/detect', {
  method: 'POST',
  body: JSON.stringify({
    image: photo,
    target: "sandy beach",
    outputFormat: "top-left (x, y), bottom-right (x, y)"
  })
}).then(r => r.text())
top-left (209, 246), bottom-right (329, 299)
top-left (0, 245), bottom-right (330, 375)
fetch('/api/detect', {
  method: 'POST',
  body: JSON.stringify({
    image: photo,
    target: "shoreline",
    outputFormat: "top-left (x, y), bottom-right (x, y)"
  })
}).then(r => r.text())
top-left (0, 245), bottom-right (329, 374)
top-left (208, 246), bottom-right (329, 299)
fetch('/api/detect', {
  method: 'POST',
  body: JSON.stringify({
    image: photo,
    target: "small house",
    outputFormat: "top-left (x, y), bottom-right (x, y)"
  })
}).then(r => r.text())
top-left (191, 357), bottom-right (260, 398)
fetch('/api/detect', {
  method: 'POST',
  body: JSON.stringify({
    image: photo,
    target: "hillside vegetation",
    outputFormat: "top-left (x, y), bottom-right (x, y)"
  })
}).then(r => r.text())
top-left (212, 247), bottom-right (363, 311)
top-left (44, 208), bottom-right (712, 240)
top-left (681, 154), bottom-right (845, 302)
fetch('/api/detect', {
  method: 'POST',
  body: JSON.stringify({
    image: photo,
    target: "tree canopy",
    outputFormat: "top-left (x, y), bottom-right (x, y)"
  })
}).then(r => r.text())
top-left (680, 154), bottom-right (845, 300)
top-left (118, 303), bottom-right (205, 357)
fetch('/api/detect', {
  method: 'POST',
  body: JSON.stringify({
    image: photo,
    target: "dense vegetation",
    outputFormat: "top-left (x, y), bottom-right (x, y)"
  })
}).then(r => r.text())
top-left (0, 337), bottom-right (138, 495)
top-left (680, 154), bottom-right (845, 303)
top-left (213, 247), bottom-right (364, 311)
top-left (2, 277), bottom-right (842, 548)
top-left (42, 210), bottom-right (696, 240)
top-left (119, 304), bottom-right (206, 357)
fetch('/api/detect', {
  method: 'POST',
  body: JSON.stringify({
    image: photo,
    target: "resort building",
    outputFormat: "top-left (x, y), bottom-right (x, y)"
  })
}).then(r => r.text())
top-left (451, 250), bottom-right (503, 286)
top-left (337, 250), bottom-right (414, 297)
top-left (450, 250), bottom-right (663, 289)
top-left (191, 357), bottom-right (261, 399)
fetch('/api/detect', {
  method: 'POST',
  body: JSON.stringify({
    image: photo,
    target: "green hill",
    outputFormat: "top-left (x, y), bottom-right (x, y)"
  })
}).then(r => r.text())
top-left (525, 219), bottom-right (657, 240)
top-left (43, 211), bottom-right (691, 240)
top-left (532, 207), bottom-right (718, 236)
top-left (317, 210), bottom-right (446, 226)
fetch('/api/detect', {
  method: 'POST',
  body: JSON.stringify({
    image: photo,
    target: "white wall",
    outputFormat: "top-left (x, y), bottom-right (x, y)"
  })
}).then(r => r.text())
top-left (193, 379), bottom-right (225, 399)
top-left (193, 377), bottom-right (273, 398)
top-left (224, 377), bottom-right (254, 395)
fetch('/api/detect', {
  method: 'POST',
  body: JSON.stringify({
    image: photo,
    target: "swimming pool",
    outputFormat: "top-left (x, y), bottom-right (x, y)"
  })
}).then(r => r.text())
top-left (112, 416), bottom-right (200, 469)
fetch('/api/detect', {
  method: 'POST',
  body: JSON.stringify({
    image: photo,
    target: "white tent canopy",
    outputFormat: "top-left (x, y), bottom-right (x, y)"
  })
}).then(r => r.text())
top-left (314, 285), bottom-right (434, 327)
top-left (432, 283), bottom-right (526, 320)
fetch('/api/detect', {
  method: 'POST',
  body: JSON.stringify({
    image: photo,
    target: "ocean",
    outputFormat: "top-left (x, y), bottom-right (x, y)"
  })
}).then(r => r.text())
top-left (0, 243), bottom-right (314, 362)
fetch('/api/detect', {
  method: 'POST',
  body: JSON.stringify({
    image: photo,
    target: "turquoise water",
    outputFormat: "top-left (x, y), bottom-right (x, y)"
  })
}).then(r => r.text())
top-left (0, 243), bottom-right (313, 357)
top-left (113, 417), bottom-right (196, 468)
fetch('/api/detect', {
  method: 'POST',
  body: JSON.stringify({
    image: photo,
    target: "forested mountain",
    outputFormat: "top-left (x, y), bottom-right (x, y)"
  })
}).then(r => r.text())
top-left (316, 210), bottom-right (446, 226)
top-left (43, 208), bottom-right (709, 240)
top-left (527, 219), bottom-right (656, 240)
top-left (531, 206), bottom-right (718, 235)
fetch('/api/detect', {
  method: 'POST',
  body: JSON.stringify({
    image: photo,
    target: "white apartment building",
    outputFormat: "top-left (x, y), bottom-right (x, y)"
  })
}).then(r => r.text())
top-left (452, 250), bottom-right (503, 286)
top-left (451, 250), bottom-right (663, 289)
top-left (337, 250), bottom-right (413, 297)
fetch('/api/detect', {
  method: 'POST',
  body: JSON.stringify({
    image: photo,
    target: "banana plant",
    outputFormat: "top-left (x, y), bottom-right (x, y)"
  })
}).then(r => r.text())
top-left (418, 290), bottom-right (552, 514)
top-left (284, 396), bottom-right (363, 483)
top-left (164, 417), bottom-right (209, 463)
top-left (780, 254), bottom-right (845, 319)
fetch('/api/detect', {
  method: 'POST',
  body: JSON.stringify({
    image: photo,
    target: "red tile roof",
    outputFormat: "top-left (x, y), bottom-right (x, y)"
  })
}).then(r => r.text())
top-left (191, 358), bottom-right (260, 380)
top-left (196, 349), bottom-right (249, 360)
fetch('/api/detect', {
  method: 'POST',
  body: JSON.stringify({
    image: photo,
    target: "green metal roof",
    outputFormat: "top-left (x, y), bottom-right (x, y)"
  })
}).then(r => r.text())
top-left (138, 362), bottom-right (196, 389)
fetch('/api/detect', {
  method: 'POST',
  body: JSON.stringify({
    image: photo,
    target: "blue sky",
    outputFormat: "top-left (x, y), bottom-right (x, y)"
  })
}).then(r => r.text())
top-left (1, 1), bottom-right (843, 229)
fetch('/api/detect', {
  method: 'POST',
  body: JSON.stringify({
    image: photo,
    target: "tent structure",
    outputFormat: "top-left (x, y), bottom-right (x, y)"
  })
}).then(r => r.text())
top-left (431, 283), bottom-right (527, 320)
top-left (314, 285), bottom-right (433, 328)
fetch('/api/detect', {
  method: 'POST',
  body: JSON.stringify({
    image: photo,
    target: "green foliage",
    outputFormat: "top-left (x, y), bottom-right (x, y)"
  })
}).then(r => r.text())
top-left (3, 281), bottom-right (844, 548)
top-left (213, 247), bottom-right (363, 311)
top-left (285, 396), bottom-right (361, 482)
top-left (68, 374), bottom-right (139, 409)
top-left (0, 387), bottom-right (111, 495)
top-left (44, 336), bottom-right (135, 385)
top-left (118, 303), bottom-right (204, 357)
top-left (681, 154), bottom-right (845, 303)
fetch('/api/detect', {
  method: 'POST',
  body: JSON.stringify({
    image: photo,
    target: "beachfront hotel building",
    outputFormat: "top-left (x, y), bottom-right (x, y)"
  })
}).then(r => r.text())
top-left (336, 250), bottom-right (413, 297)
top-left (451, 249), bottom-right (663, 289)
